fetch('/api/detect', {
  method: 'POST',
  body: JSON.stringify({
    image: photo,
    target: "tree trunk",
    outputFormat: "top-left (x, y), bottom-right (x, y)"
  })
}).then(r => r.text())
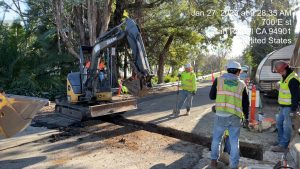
top-left (194, 59), bottom-right (199, 75)
top-left (112, 48), bottom-right (119, 87)
top-left (133, 0), bottom-right (143, 26)
top-left (124, 53), bottom-right (128, 79)
top-left (157, 35), bottom-right (174, 84)
top-left (113, 0), bottom-right (126, 26)
top-left (87, 0), bottom-right (97, 45)
top-left (53, 0), bottom-right (79, 59)
top-left (74, 5), bottom-right (86, 45)
top-left (97, 0), bottom-right (113, 36)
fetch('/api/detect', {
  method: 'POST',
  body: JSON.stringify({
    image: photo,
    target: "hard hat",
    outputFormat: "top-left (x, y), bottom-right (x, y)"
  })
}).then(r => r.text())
top-left (275, 60), bottom-right (288, 73)
top-left (185, 63), bottom-right (192, 68)
top-left (226, 60), bottom-right (242, 69)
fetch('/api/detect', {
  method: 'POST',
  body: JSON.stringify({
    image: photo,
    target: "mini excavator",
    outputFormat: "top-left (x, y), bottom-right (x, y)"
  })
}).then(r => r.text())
top-left (55, 17), bottom-right (153, 120)
top-left (0, 18), bottom-right (153, 138)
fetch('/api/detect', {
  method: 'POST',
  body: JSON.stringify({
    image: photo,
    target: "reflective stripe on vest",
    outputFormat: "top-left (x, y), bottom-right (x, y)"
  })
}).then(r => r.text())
top-left (278, 72), bottom-right (299, 105)
top-left (181, 71), bottom-right (196, 92)
top-left (215, 77), bottom-right (245, 119)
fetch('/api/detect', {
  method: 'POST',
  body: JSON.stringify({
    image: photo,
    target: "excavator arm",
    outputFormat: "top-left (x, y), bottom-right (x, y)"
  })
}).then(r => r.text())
top-left (85, 18), bottom-right (153, 98)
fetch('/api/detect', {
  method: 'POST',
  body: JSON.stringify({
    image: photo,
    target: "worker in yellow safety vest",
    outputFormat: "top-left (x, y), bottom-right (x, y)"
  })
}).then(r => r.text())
top-left (271, 60), bottom-right (300, 152)
top-left (118, 78), bottom-right (128, 94)
top-left (173, 63), bottom-right (197, 116)
top-left (209, 60), bottom-right (249, 169)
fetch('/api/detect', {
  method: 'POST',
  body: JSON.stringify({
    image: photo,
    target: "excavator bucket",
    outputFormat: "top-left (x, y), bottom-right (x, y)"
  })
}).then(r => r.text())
top-left (123, 79), bottom-right (151, 97)
top-left (0, 94), bottom-right (48, 138)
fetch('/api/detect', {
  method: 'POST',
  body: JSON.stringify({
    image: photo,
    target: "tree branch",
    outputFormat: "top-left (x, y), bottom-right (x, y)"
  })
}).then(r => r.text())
top-left (126, 0), bottom-right (169, 9)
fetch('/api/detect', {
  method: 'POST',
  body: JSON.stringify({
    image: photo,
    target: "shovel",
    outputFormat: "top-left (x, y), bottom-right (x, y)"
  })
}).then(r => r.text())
top-left (173, 80), bottom-right (180, 115)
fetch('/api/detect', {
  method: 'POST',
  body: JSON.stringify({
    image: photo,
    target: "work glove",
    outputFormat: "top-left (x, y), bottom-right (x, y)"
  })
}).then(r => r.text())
top-left (211, 105), bottom-right (216, 113)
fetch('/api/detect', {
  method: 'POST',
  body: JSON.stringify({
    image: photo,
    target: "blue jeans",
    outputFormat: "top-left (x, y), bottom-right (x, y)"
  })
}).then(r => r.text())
top-left (176, 90), bottom-right (193, 111)
top-left (276, 107), bottom-right (292, 148)
top-left (211, 115), bottom-right (241, 168)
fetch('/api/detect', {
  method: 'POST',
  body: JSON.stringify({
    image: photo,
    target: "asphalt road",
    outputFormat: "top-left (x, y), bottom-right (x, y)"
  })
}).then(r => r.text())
top-left (0, 121), bottom-right (207, 169)
top-left (0, 82), bottom-right (296, 169)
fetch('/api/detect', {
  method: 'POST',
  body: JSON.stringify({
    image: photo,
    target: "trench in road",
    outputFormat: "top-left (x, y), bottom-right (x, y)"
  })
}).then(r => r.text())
top-left (97, 114), bottom-right (263, 161)
top-left (32, 112), bottom-right (263, 161)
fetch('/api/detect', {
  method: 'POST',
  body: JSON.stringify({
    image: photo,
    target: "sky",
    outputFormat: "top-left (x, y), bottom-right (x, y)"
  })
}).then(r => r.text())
top-left (1, 1), bottom-right (300, 58)
top-left (0, 0), bottom-right (27, 21)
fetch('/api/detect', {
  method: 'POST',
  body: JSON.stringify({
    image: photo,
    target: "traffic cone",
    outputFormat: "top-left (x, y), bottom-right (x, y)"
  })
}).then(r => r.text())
top-left (250, 85), bottom-right (256, 123)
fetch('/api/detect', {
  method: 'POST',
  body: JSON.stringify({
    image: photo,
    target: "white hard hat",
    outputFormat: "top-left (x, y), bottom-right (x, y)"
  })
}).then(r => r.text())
top-left (185, 63), bottom-right (192, 68)
top-left (226, 60), bottom-right (242, 69)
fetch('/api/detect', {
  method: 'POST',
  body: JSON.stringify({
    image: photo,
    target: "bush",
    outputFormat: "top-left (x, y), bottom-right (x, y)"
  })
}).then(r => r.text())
top-left (164, 75), bottom-right (178, 83)
top-left (151, 76), bottom-right (158, 85)
top-left (164, 75), bottom-right (171, 83)
top-left (150, 75), bottom-right (179, 84)
top-left (196, 72), bottom-right (202, 77)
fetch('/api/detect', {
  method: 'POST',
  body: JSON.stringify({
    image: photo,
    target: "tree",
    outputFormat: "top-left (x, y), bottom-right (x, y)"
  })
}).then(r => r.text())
top-left (143, 0), bottom-right (234, 83)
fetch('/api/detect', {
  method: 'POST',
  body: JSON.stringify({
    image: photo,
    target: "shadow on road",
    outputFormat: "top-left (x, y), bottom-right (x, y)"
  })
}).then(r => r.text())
top-left (0, 156), bottom-right (46, 169)
top-left (43, 123), bottom-right (140, 153)
top-left (125, 84), bottom-right (215, 123)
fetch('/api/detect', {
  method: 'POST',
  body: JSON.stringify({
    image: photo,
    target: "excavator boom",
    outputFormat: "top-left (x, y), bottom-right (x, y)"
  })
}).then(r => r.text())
top-left (86, 18), bottom-right (153, 97)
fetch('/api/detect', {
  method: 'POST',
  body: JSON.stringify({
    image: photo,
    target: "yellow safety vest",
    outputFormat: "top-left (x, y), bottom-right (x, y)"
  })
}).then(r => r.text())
top-left (118, 79), bottom-right (128, 94)
top-left (278, 72), bottom-right (299, 105)
top-left (180, 71), bottom-right (196, 92)
top-left (215, 77), bottom-right (246, 119)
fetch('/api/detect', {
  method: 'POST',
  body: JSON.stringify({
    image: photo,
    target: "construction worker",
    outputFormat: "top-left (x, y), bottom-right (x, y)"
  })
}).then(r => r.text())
top-left (118, 76), bottom-right (129, 94)
top-left (83, 58), bottom-right (91, 85)
top-left (272, 60), bottom-right (300, 152)
top-left (173, 63), bottom-right (197, 116)
top-left (209, 60), bottom-right (249, 169)
top-left (98, 58), bottom-right (106, 71)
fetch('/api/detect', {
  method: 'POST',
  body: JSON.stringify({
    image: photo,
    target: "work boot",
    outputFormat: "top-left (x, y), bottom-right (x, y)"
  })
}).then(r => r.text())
top-left (271, 145), bottom-right (287, 152)
top-left (210, 160), bottom-right (218, 169)
top-left (172, 109), bottom-right (180, 116)
top-left (271, 141), bottom-right (279, 146)
top-left (186, 108), bottom-right (190, 116)
top-left (218, 153), bottom-right (229, 166)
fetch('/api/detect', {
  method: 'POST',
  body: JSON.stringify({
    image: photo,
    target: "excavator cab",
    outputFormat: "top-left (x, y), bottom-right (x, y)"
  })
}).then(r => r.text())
top-left (67, 46), bottom-right (112, 103)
